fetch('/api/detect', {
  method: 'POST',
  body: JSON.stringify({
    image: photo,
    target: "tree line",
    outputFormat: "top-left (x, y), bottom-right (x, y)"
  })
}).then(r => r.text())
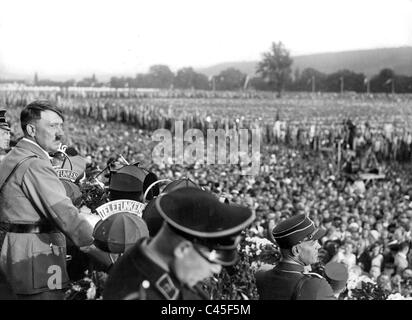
top-left (27, 42), bottom-right (412, 95)
top-left (109, 66), bottom-right (412, 95)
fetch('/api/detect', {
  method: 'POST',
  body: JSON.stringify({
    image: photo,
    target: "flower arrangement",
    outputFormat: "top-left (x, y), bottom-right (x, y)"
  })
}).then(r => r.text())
top-left (203, 231), bottom-right (280, 300)
top-left (79, 180), bottom-right (108, 212)
top-left (65, 270), bottom-right (107, 300)
top-left (386, 293), bottom-right (412, 300)
top-left (348, 280), bottom-right (389, 300)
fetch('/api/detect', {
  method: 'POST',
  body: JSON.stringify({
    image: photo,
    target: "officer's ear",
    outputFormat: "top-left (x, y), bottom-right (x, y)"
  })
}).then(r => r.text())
top-left (291, 244), bottom-right (300, 257)
top-left (174, 240), bottom-right (193, 259)
top-left (26, 122), bottom-right (36, 137)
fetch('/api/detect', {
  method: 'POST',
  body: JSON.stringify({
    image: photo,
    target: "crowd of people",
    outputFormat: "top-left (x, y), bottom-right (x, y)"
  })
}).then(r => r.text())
top-left (2, 90), bottom-right (412, 299)
top-left (52, 95), bottom-right (412, 166)
top-left (0, 85), bottom-right (269, 101)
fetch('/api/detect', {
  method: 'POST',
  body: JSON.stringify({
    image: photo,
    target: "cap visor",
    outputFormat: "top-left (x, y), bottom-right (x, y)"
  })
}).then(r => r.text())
top-left (196, 245), bottom-right (239, 266)
top-left (214, 249), bottom-right (239, 266)
top-left (312, 227), bottom-right (327, 241)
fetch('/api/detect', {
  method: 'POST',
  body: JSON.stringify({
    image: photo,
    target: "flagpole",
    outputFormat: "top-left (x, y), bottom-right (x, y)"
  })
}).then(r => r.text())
top-left (312, 76), bottom-right (315, 93)
top-left (364, 77), bottom-right (370, 94)
top-left (392, 78), bottom-right (395, 94)
top-left (243, 75), bottom-right (249, 91)
top-left (337, 139), bottom-right (342, 174)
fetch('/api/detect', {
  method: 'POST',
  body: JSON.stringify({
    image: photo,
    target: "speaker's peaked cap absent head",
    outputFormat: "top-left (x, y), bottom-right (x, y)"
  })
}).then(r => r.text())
top-left (154, 187), bottom-right (255, 265)
top-left (0, 109), bottom-right (10, 132)
top-left (271, 214), bottom-right (326, 249)
top-left (109, 164), bottom-right (159, 201)
top-left (142, 178), bottom-right (202, 237)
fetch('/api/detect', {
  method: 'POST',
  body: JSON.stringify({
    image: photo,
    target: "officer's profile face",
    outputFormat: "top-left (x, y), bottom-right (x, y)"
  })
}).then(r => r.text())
top-left (27, 110), bottom-right (64, 153)
top-left (172, 241), bottom-right (222, 288)
top-left (0, 129), bottom-right (10, 149)
top-left (295, 239), bottom-right (321, 265)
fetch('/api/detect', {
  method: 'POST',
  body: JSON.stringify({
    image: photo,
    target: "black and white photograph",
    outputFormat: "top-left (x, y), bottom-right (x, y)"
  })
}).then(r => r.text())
top-left (1, 0), bottom-right (412, 304)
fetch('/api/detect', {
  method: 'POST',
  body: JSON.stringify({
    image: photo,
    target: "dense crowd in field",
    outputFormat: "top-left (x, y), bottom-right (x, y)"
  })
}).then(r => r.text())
top-left (3, 90), bottom-right (412, 299)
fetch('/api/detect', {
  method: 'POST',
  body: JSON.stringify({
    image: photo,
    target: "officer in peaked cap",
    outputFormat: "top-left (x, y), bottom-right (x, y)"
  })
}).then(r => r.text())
top-left (0, 110), bottom-right (10, 128)
top-left (0, 110), bottom-right (11, 157)
top-left (103, 187), bottom-right (255, 300)
top-left (255, 214), bottom-right (335, 300)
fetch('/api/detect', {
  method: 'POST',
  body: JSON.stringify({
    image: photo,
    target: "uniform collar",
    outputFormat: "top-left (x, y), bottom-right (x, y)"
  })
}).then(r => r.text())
top-left (276, 261), bottom-right (306, 273)
top-left (131, 238), bottom-right (182, 300)
top-left (19, 138), bottom-right (52, 161)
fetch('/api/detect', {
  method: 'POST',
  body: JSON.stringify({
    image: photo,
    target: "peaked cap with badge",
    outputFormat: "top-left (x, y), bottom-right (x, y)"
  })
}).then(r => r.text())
top-left (271, 214), bottom-right (326, 249)
top-left (255, 213), bottom-right (335, 300)
top-left (153, 187), bottom-right (255, 265)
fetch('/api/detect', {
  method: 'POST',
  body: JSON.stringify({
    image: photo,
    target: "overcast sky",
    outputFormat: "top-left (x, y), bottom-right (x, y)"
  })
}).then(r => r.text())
top-left (0, 0), bottom-right (411, 78)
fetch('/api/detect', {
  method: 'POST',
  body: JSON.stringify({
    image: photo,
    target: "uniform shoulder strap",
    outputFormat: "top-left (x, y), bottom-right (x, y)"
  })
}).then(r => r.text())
top-left (304, 272), bottom-right (323, 279)
top-left (0, 155), bottom-right (38, 194)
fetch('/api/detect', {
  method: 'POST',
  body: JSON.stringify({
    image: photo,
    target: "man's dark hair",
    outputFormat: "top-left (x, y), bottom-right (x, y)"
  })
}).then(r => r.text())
top-left (20, 100), bottom-right (64, 134)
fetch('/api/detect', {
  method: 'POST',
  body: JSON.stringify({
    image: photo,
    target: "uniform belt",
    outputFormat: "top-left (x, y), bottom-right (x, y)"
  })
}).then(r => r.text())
top-left (0, 222), bottom-right (59, 234)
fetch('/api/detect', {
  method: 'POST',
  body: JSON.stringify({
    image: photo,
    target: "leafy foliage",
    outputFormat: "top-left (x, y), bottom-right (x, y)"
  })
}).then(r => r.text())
top-left (215, 68), bottom-right (247, 91)
top-left (257, 41), bottom-right (293, 97)
top-left (65, 270), bottom-right (107, 300)
top-left (350, 281), bottom-right (389, 300)
top-left (79, 181), bottom-right (108, 212)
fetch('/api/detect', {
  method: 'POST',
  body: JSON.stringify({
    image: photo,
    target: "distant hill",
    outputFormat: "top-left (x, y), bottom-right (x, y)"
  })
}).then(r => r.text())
top-left (196, 47), bottom-right (412, 78)
top-left (2, 47), bottom-right (411, 82)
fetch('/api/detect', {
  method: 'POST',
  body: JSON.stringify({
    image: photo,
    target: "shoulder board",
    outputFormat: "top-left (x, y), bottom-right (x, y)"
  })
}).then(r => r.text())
top-left (303, 272), bottom-right (324, 279)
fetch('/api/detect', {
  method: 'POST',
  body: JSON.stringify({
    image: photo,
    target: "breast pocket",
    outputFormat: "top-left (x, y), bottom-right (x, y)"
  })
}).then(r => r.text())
top-left (32, 244), bottom-right (69, 290)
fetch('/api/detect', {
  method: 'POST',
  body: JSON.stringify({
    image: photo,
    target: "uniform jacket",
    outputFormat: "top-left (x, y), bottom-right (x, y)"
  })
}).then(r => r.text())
top-left (103, 238), bottom-right (208, 300)
top-left (0, 139), bottom-right (94, 295)
top-left (0, 268), bottom-right (16, 299)
top-left (255, 261), bottom-right (336, 300)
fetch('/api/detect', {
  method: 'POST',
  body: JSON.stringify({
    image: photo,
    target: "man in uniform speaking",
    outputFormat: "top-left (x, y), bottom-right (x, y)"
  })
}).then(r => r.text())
top-left (0, 100), bottom-right (97, 299)
top-left (255, 214), bottom-right (335, 300)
